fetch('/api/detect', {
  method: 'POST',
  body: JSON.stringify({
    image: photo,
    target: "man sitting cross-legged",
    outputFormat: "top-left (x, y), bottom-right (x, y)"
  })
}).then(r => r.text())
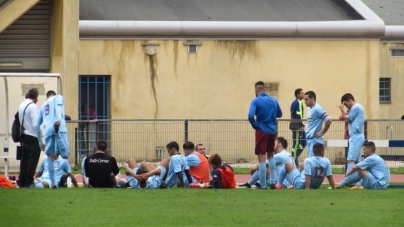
top-left (34, 156), bottom-right (78, 188)
top-left (124, 159), bottom-right (168, 189)
top-left (336, 141), bottom-right (390, 190)
top-left (239, 137), bottom-right (294, 189)
top-left (275, 143), bottom-right (336, 190)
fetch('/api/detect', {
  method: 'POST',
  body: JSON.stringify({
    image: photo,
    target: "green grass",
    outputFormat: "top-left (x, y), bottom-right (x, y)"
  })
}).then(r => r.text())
top-left (1, 187), bottom-right (403, 227)
top-left (231, 167), bottom-right (404, 174)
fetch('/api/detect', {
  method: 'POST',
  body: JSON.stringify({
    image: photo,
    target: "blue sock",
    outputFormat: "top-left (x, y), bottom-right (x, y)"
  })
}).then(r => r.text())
top-left (258, 162), bottom-right (266, 188)
top-left (46, 158), bottom-right (56, 187)
top-left (339, 171), bottom-right (361, 187)
top-left (277, 165), bottom-right (288, 186)
top-left (268, 158), bottom-right (276, 184)
top-left (248, 171), bottom-right (260, 185)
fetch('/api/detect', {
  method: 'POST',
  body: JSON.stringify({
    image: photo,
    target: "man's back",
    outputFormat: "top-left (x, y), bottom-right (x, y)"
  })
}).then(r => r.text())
top-left (84, 153), bottom-right (119, 187)
top-left (18, 99), bottom-right (37, 137)
top-left (304, 156), bottom-right (332, 189)
top-left (166, 154), bottom-right (188, 187)
top-left (186, 152), bottom-right (210, 183)
top-left (37, 95), bottom-right (66, 138)
top-left (357, 154), bottom-right (390, 187)
top-left (347, 103), bottom-right (364, 135)
top-left (248, 93), bottom-right (282, 134)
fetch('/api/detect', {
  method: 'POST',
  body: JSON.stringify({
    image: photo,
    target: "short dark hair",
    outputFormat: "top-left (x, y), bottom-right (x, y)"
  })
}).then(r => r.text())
top-left (183, 141), bottom-right (195, 150)
top-left (313, 143), bottom-right (324, 155)
top-left (276, 137), bottom-right (288, 149)
top-left (195, 144), bottom-right (204, 150)
top-left (96, 140), bottom-right (108, 151)
top-left (341, 93), bottom-right (355, 103)
top-left (304, 91), bottom-right (316, 101)
top-left (25, 93), bottom-right (29, 99)
top-left (363, 141), bottom-right (376, 152)
top-left (166, 141), bottom-right (179, 151)
top-left (255, 81), bottom-right (265, 87)
top-left (208, 153), bottom-right (222, 167)
top-left (46, 90), bottom-right (56, 98)
top-left (294, 88), bottom-right (303, 98)
top-left (401, 115), bottom-right (404, 120)
top-left (27, 88), bottom-right (39, 99)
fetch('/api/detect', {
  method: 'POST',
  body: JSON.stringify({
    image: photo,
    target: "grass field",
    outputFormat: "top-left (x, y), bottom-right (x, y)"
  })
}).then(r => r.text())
top-left (1, 186), bottom-right (403, 227)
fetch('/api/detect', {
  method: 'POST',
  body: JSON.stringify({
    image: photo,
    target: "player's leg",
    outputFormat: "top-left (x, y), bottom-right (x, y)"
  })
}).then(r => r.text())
top-left (291, 130), bottom-right (298, 161)
top-left (141, 161), bottom-right (157, 173)
top-left (45, 136), bottom-right (58, 188)
top-left (346, 136), bottom-right (364, 185)
top-left (296, 131), bottom-right (307, 166)
top-left (306, 140), bottom-right (314, 157)
top-left (56, 132), bottom-right (70, 159)
top-left (255, 130), bottom-right (268, 189)
top-left (266, 134), bottom-right (277, 188)
top-left (355, 169), bottom-right (375, 189)
top-left (275, 162), bottom-right (295, 189)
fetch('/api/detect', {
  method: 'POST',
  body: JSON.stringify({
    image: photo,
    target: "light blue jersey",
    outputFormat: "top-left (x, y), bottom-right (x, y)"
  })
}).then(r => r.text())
top-left (346, 103), bottom-right (364, 136)
top-left (36, 95), bottom-right (67, 140)
top-left (357, 154), bottom-right (390, 188)
top-left (142, 166), bottom-right (167, 189)
top-left (287, 156), bottom-right (331, 189)
top-left (306, 104), bottom-right (331, 140)
top-left (37, 157), bottom-right (71, 186)
top-left (165, 154), bottom-right (189, 188)
top-left (186, 154), bottom-right (201, 167)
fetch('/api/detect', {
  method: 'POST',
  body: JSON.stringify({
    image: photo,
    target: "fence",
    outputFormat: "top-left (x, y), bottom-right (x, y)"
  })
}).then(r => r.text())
top-left (65, 119), bottom-right (404, 168)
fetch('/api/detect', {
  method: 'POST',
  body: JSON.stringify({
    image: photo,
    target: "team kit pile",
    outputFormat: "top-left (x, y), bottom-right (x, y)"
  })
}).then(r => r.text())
top-left (14, 83), bottom-right (391, 190)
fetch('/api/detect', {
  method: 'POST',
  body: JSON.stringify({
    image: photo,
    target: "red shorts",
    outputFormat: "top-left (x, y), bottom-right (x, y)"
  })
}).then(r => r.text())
top-left (255, 130), bottom-right (276, 155)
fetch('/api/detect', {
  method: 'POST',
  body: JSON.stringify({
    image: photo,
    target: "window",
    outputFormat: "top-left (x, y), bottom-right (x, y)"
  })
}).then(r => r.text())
top-left (390, 48), bottom-right (404, 58)
top-left (79, 76), bottom-right (111, 145)
top-left (188, 45), bottom-right (197, 54)
top-left (379, 78), bottom-right (391, 102)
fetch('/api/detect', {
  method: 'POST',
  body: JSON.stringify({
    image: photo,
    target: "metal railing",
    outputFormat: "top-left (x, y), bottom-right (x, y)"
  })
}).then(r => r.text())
top-left (65, 119), bottom-right (404, 168)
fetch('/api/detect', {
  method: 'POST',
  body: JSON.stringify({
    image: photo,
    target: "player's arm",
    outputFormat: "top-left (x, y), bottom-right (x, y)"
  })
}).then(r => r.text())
top-left (305, 175), bottom-right (311, 190)
top-left (339, 104), bottom-right (353, 123)
top-left (327, 175), bottom-right (336, 189)
top-left (184, 169), bottom-right (193, 185)
top-left (346, 165), bottom-right (360, 176)
top-left (291, 100), bottom-right (299, 119)
top-left (67, 173), bottom-right (79, 188)
top-left (35, 110), bottom-right (45, 148)
top-left (176, 171), bottom-right (185, 187)
top-left (248, 100), bottom-right (257, 129)
top-left (210, 169), bottom-right (222, 189)
top-left (34, 171), bottom-right (42, 179)
top-left (250, 164), bottom-right (258, 175)
top-left (35, 161), bottom-right (45, 178)
top-left (55, 96), bottom-right (64, 125)
top-left (276, 101), bottom-right (283, 118)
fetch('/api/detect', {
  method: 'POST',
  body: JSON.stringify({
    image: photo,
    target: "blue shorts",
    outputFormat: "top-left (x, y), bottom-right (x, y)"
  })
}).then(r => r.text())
top-left (45, 132), bottom-right (70, 158)
top-left (306, 138), bottom-right (323, 157)
top-left (362, 172), bottom-right (387, 190)
top-left (287, 168), bottom-right (305, 189)
top-left (126, 168), bottom-right (139, 188)
top-left (347, 135), bottom-right (365, 162)
top-left (145, 166), bottom-right (167, 189)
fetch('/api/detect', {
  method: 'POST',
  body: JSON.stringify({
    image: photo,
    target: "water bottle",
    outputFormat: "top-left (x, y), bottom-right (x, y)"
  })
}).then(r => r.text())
top-left (67, 177), bottom-right (72, 188)
top-left (4, 138), bottom-right (8, 153)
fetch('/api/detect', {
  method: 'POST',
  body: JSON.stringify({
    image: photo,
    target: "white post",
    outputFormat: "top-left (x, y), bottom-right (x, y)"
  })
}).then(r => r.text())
top-left (3, 77), bottom-right (9, 178)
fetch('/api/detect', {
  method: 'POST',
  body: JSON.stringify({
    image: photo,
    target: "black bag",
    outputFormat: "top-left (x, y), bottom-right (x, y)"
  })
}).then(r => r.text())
top-left (11, 102), bottom-right (33, 143)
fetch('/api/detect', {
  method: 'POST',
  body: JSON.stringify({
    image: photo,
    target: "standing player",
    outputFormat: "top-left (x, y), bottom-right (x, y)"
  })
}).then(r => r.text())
top-left (337, 141), bottom-right (390, 189)
top-left (275, 143), bottom-right (336, 190)
top-left (164, 141), bottom-right (193, 188)
top-left (338, 93), bottom-right (365, 181)
top-left (239, 137), bottom-right (294, 189)
top-left (35, 90), bottom-right (70, 189)
top-left (304, 91), bottom-right (332, 157)
top-left (289, 88), bottom-right (306, 167)
top-left (248, 81), bottom-right (282, 189)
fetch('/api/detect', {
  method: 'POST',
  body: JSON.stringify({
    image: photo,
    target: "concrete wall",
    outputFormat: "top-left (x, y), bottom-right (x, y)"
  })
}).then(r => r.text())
top-left (379, 42), bottom-right (404, 119)
top-left (79, 39), bottom-right (380, 121)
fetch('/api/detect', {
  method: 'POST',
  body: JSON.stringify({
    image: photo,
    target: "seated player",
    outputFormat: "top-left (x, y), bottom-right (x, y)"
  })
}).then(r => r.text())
top-left (84, 141), bottom-right (120, 188)
top-left (34, 156), bottom-right (78, 188)
top-left (125, 159), bottom-right (168, 189)
top-left (164, 141), bottom-right (193, 188)
top-left (275, 143), bottom-right (336, 190)
top-left (239, 137), bottom-right (293, 189)
top-left (196, 143), bottom-right (210, 159)
top-left (183, 141), bottom-right (210, 184)
top-left (190, 154), bottom-right (236, 189)
top-left (336, 141), bottom-right (390, 190)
